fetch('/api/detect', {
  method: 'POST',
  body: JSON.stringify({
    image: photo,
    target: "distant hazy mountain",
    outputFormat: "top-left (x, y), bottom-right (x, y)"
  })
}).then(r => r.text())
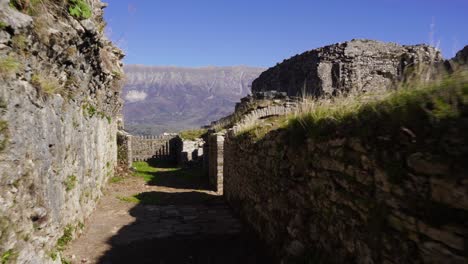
top-left (122, 65), bottom-right (265, 135)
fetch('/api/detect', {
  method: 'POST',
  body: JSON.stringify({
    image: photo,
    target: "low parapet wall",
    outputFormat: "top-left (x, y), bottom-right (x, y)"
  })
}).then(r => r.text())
top-left (128, 135), bottom-right (180, 162)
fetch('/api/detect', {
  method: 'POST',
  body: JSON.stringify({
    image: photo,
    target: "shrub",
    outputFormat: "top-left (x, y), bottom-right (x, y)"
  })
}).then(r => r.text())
top-left (31, 73), bottom-right (62, 96)
top-left (0, 56), bottom-right (21, 78)
top-left (68, 0), bottom-right (92, 20)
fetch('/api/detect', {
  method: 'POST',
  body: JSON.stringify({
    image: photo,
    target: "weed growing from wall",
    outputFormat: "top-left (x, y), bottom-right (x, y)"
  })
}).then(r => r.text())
top-left (68, 0), bottom-right (92, 20)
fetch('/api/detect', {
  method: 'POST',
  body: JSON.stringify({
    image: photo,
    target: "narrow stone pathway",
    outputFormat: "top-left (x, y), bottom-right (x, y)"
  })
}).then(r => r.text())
top-left (64, 162), bottom-right (271, 264)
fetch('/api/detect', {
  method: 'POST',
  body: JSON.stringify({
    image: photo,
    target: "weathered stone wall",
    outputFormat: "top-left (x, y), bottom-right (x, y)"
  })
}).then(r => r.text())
top-left (130, 135), bottom-right (177, 162)
top-left (224, 115), bottom-right (468, 263)
top-left (117, 131), bottom-right (132, 168)
top-left (208, 133), bottom-right (224, 194)
top-left (252, 39), bottom-right (442, 97)
top-left (0, 1), bottom-right (123, 263)
top-left (178, 138), bottom-right (204, 165)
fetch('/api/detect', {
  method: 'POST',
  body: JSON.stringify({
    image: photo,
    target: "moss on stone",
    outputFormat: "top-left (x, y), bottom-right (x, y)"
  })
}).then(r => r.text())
top-left (64, 175), bottom-right (77, 192)
top-left (56, 225), bottom-right (74, 251)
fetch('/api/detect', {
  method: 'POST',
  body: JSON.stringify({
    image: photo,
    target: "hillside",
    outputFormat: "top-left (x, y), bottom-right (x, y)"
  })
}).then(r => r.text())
top-left (123, 65), bottom-right (265, 135)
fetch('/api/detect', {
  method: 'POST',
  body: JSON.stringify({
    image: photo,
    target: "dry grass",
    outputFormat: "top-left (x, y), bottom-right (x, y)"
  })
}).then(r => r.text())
top-left (0, 55), bottom-right (21, 78)
top-left (31, 72), bottom-right (63, 97)
top-left (237, 69), bottom-right (468, 142)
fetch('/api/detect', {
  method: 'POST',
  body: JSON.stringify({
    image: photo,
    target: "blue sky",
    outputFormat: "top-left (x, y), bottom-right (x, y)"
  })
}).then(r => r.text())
top-left (104, 0), bottom-right (468, 67)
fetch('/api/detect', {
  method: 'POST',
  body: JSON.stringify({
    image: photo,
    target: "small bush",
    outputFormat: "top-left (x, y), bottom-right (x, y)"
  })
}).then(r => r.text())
top-left (31, 73), bottom-right (62, 96)
top-left (0, 56), bottom-right (21, 78)
top-left (68, 0), bottom-right (92, 20)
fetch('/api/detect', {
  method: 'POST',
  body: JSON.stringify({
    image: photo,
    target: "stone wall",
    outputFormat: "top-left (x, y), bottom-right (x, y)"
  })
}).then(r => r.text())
top-left (224, 112), bottom-right (468, 263)
top-left (208, 133), bottom-right (225, 194)
top-left (178, 138), bottom-right (204, 165)
top-left (130, 135), bottom-right (178, 162)
top-left (252, 39), bottom-right (442, 97)
top-left (0, 1), bottom-right (123, 263)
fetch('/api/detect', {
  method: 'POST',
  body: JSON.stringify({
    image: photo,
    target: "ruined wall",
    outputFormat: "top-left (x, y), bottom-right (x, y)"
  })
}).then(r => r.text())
top-left (0, 0), bottom-right (123, 263)
top-left (178, 138), bottom-right (204, 165)
top-left (224, 108), bottom-right (468, 263)
top-left (130, 135), bottom-right (178, 162)
top-left (252, 39), bottom-right (442, 97)
top-left (208, 133), bottom-right (224, 194)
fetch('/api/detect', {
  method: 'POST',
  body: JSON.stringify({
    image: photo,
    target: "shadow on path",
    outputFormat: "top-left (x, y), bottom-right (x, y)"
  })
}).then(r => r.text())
top-left (95, 162), bottom-right (272, 264)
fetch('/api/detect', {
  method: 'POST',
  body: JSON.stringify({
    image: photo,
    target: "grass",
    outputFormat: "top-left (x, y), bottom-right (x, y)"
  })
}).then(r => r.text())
top-left (64, 175), bottom-right (77, 191)
top-left (117, 195), bottom-right (140, 203)
top-left (10, 0), bottom-right (92, 19)
top-left (109, 176), bottom-right (124, 183)
top-left (132, 161), bottom-right (162, 182)
top-left (1, 249), bottom-right (16, 264)
top-left (0, 119), bottom-right (9, 152)
top-left (132, 160), bottom-right (203, 184)
top-left (56, 224), bottom-right (74, 251)
top-left (0, 22), bottom-right (8, 30)
top-left (237, 70), bottom-right (468, 143)
top-left (179, 128), bottom-right (207, 141)
top-left (68, 0), bottom-right (92, 20)
top-left (117, 193), bottom-right (160, 205)
top-left (0, 56), bottom-right (21, 78)
top-left (31, 73), bottom-right (63, 96)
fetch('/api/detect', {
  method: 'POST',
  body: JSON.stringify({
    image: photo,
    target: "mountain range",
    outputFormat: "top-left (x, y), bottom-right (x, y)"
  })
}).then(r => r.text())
top-left (122, 65), bottom-right (265, 135)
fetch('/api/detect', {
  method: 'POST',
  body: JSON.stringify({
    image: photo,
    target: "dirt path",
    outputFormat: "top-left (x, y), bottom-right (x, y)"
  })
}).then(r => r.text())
top-left (64, 163), bottom-right (271, 264)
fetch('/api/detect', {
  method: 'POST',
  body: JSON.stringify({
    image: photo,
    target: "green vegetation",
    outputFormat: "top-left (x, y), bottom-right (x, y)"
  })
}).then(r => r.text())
top-left (0, 56), bottom-right (21, 78)
top-left (68, 0), bottom-right (92, 20)
top-left (31, 73), bottom-right (62, 96)
top-left (56, 225), bottom-right (74, 251)
top-left (0, 120), bottom-right (9, 152)
top-left (9, 0), bottom-right (42, 15)
top-left (132, 161), bottom-right (162, 182)
top-left (64, 175), bottom-right (77, 191)
top-left (82, 104), bottom-right (96, 118)
top-left (117, 193), bottom-right (161, 205)
top-left (179, 128), bottom-right (207, 141)
top-left (12, 34), bottom-right (27, 50)
top-left (238, 71), bottom-right (468, 143)
top-left (0, 21), bottom-right (8, 30)
top-left (49, 251), bottom-right (58, 261)
top-left (1, 249), bottom-right (16, 264)
top-left (116, 195), bottom-right (140, 204)
top-left (109, 176), bottom-right (124, 183)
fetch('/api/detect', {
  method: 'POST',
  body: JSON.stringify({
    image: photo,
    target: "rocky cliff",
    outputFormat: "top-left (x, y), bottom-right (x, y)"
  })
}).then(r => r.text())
top-left (0, 0), bottom-right (123, 263)
top-left (123, 65), bottom-right (264, 135)
top-left (252, 39), bottom-right (442, 97)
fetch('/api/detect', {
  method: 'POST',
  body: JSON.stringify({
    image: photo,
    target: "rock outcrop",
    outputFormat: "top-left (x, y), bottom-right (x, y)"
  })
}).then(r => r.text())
top-left (0, 0), bottom-right (123, 263)
top-left (252, 39), bottom-right (443, 97)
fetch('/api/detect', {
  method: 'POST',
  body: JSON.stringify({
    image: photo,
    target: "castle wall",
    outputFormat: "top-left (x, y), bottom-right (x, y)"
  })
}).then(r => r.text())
top-left (223, 107), bottom-right (468, 263)
top-left (0, 1), bottom-right (123, 262)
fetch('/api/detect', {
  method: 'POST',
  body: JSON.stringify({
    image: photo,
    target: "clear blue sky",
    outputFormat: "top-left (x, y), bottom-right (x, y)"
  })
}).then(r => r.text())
top-left (104, 0), bottom-right (468, 67)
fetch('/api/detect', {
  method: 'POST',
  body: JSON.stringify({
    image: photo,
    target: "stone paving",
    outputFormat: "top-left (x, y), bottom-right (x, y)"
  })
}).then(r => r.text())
top-left (64, 166), bottom-right (270, 264)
